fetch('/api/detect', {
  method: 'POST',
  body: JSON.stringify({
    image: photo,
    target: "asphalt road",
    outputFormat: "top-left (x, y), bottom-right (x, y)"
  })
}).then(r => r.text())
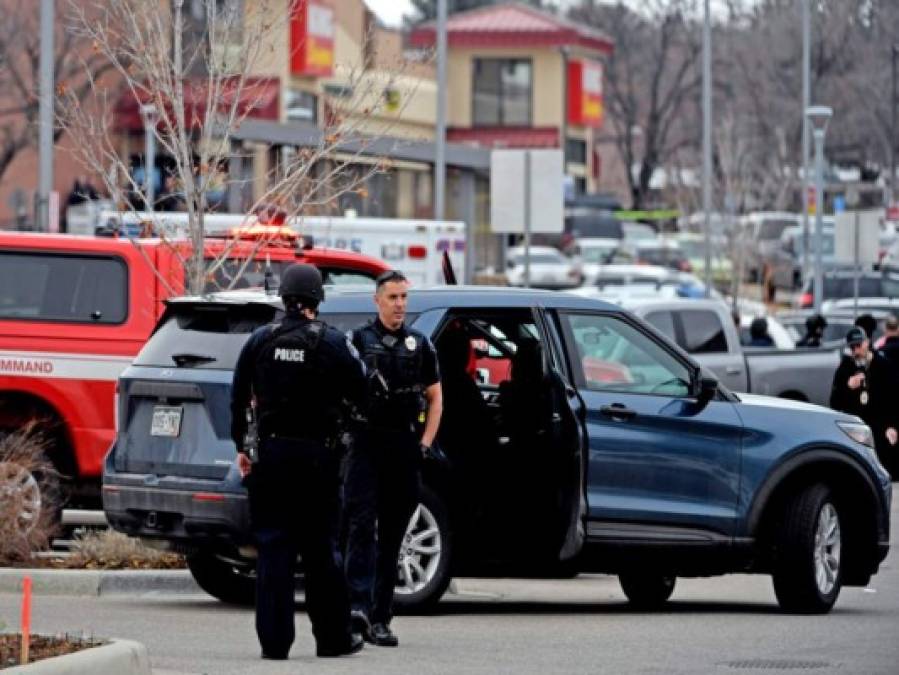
top-left (2, 486), bottom-right (897, 675)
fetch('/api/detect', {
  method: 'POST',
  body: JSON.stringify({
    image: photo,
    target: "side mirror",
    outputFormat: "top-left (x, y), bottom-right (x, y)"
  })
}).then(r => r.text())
top-left (696, 375), bottom-right (719, 403)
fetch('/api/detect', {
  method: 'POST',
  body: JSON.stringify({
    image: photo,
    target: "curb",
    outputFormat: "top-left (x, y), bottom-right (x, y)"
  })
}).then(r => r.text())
top-left (0, 569), bottom-right (200, 597)
top-left (3, 638), bottom-right (151, 675)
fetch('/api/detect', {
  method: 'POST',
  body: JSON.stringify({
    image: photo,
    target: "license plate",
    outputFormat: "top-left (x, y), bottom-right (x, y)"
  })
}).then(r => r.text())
top-left (151, 406), bottom-right (183, 437)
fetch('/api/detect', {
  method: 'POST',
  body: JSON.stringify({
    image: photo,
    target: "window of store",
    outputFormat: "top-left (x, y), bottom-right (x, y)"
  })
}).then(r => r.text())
top-left (286, 89), bottom-right (318, 123)
top-left (472, 59), bottom-right (532, 126)
top-left (565, 138), bottom-right (587, 165)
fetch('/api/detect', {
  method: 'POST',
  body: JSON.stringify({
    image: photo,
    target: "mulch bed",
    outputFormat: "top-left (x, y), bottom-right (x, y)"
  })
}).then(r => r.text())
top-left (5, 554), bottom-right (186, 570)
top-left (0, 633), bottom-right (105, 669)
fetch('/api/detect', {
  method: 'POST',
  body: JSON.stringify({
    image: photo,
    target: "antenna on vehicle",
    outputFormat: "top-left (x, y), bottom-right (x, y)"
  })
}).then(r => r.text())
top-left (263, 254), bottom-right (276, 294)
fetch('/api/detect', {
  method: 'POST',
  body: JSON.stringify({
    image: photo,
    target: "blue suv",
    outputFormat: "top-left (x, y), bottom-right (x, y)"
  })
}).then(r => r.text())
top-left (103, 287), bottom-right (891, 614)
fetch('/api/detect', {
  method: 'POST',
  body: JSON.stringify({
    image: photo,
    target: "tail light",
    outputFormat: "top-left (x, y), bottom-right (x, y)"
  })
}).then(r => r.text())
top-left (407, 245), bottom-right (427, 259)
top-left (799, 292), bottom-right (814, 308)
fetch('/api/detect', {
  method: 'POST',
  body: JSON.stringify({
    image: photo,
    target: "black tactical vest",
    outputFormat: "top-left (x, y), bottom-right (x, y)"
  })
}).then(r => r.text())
top-left (356, 324), bottom-right (424, 431)
top-left (252, 320), bottom-right (336, 441)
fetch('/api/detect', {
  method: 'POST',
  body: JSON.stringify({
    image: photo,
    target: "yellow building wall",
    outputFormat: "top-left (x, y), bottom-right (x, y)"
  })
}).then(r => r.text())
top-left (447, 47), bottom-right (565, 128)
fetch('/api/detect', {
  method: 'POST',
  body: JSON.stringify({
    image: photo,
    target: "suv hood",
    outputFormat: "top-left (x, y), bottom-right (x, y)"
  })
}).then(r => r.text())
top-left (736, 392), bottom-right (840, 416)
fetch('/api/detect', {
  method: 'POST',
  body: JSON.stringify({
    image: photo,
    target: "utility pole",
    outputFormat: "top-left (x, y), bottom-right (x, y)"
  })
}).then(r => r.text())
top-left (801, 0), bottom-right (811, 281)
top-left (701, 0), bottom-right (712, 296)
top-left (37, 0), bottom-right (54, 231)
top-left (434, 0), bottom-right (447, 221)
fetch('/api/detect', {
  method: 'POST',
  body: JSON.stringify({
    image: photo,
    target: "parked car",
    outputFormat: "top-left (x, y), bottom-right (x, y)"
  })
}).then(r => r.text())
top-left (611, 239), bottom-right (691, 272)
top-left (667, 232), bottom-right (733, 289)
top-left (505, 246), bottom-right (581, 289)
top-left (0, 231), bottom-right (389, 510)
top-left (740, 211), bottom-right (799, 282)
top-left (796, 268), bottom-right (899, 309)
top-left (771, 220), bottom-right (835, 289)
top-left (572, 237), bottom-right (620, 283)
top-left (104, 287), bottom-right (890, 615)
top-left (621, 297), bottom-right (839, 403)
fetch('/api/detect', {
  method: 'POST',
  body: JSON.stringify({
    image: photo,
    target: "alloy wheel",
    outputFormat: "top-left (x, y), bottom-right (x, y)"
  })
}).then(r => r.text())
top-left (0, 461), bottom-right (42, 534)
top-left (813, 503), bottom-right (841, 595)
top-left (395, 502), bottom-right (442, 595)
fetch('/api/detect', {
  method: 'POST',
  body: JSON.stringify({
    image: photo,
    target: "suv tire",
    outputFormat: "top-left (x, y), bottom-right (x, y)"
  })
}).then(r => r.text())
top-left (393, 486), bottom-right (453, 612)
top-left (618, 572), bottom-right (676, 609)
top-left (772, 483), bottom-right (842, 614)
top-left (187, 551), bottom-right (256, 605)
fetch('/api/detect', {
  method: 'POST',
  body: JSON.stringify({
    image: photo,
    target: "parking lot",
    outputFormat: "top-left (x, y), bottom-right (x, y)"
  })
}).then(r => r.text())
top-left (1, 484), bottom-right (896, 675)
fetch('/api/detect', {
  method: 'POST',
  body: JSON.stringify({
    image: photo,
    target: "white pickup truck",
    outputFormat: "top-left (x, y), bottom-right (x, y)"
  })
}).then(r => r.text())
top-left (621, 298), bottom-right (840, 405)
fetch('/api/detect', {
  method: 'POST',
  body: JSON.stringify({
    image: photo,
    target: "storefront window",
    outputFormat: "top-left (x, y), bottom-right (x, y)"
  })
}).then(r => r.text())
top-left (472, 59), bottom-right (532, 126)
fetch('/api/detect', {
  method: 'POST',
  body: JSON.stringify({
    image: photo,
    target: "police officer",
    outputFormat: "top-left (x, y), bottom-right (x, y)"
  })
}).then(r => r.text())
top-left (231, 263), bottom-right (366, 660)
top-left (343, 269), bottom-right (443, 647)
top-left (830, 327), bottom-right (899, 470)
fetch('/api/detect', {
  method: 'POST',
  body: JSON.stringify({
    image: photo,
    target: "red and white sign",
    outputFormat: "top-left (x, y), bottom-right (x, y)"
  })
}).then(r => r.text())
top-left (290, 0), bottom-right (335, 77)
top-left (567, 59), bottom-right (604, 129)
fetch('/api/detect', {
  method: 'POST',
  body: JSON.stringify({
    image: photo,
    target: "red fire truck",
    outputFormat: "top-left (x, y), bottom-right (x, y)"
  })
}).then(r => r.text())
top-left (0, 230), bottom-right (388, 505)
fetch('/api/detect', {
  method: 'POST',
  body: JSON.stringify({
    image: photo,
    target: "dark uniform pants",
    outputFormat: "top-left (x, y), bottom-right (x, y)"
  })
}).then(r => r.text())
top-left (343, 430), bottom-right (421, 625)
top-left (247, 437), bottom-right (352, 657)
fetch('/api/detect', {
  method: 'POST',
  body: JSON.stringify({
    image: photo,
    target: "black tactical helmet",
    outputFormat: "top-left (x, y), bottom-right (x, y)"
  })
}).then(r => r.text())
top-left (279, 263), bottom-right (324, 307)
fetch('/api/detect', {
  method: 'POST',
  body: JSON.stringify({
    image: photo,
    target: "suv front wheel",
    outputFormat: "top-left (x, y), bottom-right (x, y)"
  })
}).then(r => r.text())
top-left (618, 572), bottom-right (676, 609)
top-left (772, 483), bottom-right (842, 614)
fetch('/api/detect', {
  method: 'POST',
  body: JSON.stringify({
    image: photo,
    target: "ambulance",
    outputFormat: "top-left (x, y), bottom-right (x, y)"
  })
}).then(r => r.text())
top-left (92, 210), bottom-right (468, 287)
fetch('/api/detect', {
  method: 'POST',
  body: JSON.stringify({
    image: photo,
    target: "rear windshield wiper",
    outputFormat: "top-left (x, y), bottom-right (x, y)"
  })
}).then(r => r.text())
top-left (171, 353), bottom-right (218, 368)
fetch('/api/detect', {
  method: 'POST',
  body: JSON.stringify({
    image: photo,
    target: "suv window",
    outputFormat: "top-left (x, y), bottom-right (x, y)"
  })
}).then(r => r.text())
top-left (134, 305), bottom-right (376, 370)
top-left (562, 312), bottom-right (691, 397)
top-left (679, 310), bottom-right (728, 354)
top-left (0, 251), bottom-right (127, 323)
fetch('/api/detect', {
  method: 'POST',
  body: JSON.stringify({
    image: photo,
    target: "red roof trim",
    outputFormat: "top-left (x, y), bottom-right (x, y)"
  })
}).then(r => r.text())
top-left (408, 3), bottom-right (613, 55)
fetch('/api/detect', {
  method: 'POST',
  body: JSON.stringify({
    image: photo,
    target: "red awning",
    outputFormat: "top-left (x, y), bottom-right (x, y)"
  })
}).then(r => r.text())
top-left (447, 126), bottom-right (560, 149)
top-left (113, 77), bottom-right (280, 133)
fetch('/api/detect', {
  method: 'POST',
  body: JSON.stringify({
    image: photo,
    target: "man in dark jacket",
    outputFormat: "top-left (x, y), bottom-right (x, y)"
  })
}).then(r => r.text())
top-left (830, 327), bottom-right (898, 471)
top-left (343, 269), bottom-right (443, 648)
top-left (231, 263), bottom-right (366, 660)
top-left (797, 314), bottom-right (827, 347)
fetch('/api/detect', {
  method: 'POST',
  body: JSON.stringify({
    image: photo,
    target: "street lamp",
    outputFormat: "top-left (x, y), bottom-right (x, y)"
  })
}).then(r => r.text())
top-left (806, 105), bottom-right (832, 314)
top-left (139, 103), bottom-right (159, 211)
top-left (891, 45), bottom-right (898, 205)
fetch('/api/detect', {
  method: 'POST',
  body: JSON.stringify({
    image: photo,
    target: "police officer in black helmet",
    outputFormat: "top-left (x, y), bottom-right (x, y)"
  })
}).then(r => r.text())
top-left (344, 269), bottom-right (443, 647)
top-left (231, 263), bottom-right (366, 660)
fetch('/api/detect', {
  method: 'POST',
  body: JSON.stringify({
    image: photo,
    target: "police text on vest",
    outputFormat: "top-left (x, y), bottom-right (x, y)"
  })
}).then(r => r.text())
top-left (274, 348), bottom-right (305, 362)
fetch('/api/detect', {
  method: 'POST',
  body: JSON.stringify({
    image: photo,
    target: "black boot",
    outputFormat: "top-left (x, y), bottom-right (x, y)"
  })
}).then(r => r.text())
top-left (316, 633), bottom-right (364, 658)
top-left (371, 622), bottom-right (399, 647)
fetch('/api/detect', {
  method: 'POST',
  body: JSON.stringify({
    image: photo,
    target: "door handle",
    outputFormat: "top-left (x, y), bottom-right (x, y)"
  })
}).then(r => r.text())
top-left (599, 404), bottom-right (637, 420)
top-left (725, 366), bottom-right (742, 375)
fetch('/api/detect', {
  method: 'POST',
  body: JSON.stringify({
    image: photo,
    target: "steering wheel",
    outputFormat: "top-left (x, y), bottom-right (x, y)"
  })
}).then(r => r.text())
top-left (650, 377), bottom-right (688, 394)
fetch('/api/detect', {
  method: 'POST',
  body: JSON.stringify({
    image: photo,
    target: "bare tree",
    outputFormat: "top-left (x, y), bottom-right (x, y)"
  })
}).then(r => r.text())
top-left (58, 0), bottom-right (411, 294)
top-left (568, 0), bottom-right (703, 209)
top-left (0, 0), bottom-right (112, 189)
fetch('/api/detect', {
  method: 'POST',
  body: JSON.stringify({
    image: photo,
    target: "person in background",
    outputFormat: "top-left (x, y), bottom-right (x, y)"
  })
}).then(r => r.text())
top-left (830, 327), bottom-right (898, 474)
top-left (797, 314), bottom-right (827, 348)
top-left (748, 317), bottom-right (775, 347)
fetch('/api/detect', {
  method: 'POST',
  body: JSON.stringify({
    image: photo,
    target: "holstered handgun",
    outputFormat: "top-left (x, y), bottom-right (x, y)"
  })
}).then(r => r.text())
top-left (243, 405), bottom-right (259, 463)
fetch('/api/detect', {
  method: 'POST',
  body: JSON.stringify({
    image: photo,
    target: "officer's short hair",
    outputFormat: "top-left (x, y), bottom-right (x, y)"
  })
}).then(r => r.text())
top-left (886, 315), bottom-right (899, 332)
top-left (375, 269), bottom-right (408, 290)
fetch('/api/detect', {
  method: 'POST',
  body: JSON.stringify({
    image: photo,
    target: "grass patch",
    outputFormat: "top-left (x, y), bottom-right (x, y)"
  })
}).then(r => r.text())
top-left (65, 530), bottom-right (185, 570)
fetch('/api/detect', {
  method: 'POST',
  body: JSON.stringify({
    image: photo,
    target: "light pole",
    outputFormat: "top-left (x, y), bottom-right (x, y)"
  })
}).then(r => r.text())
top-left (806, 105), bottom-right (832, 314)
top-left (801, 0), bottom-right (811, 282)
top-left (139, 104), bottom-right (159, 212)
top-left (891, 45), bottom-right (898, 205)
top-left (37, 0), bottom-right (54, 231)
top-left (434, 0), bottom-right (447, 221)
top-left (701, 0), bottom-right (712, 297)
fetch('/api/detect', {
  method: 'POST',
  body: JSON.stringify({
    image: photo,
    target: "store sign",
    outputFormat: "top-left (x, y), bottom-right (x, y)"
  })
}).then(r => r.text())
top-left (567, 59), bottom-right (604, 128)
top-left (290, 0), bottom-right (334, 77)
